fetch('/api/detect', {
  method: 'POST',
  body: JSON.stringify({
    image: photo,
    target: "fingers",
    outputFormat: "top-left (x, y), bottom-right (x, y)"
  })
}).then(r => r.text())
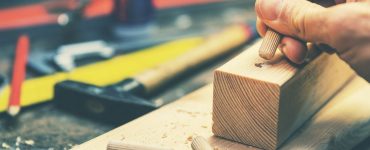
top-left (256, 18), bottom-right (267, 37)
top-left (255, 0), bottom-right (329, 43)
top-left (279, 37), bottom-right (308, 64)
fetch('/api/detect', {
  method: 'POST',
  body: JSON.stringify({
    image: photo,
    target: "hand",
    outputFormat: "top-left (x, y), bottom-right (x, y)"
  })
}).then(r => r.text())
top-left (255, 0), bottom-right (370, 82)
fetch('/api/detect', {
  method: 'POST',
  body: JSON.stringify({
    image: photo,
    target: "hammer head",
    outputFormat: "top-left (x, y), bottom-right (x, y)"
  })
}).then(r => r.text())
top-left (54, 80), bottom-right (158, 124)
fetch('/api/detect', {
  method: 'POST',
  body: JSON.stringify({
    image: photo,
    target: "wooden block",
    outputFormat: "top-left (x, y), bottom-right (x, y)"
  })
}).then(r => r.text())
top-left (74, 76), bottom-right (370, 150)
top-left (212, 41), bottom-right (355, 150)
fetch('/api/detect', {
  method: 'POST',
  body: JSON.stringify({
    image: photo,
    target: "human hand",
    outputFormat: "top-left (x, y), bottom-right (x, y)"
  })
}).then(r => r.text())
top-left (255, 0), bottom-right (370, 82)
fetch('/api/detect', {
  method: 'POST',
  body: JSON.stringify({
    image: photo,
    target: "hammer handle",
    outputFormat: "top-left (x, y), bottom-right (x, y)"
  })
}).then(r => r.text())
top-left (258, 28), bottom-right (282, 60)
top-left (135, 24), bottom-right (252, 94)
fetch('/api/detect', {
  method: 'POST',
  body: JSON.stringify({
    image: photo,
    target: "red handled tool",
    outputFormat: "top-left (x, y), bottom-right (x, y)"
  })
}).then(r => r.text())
top-left (7, 35), bottom-right (30, 116)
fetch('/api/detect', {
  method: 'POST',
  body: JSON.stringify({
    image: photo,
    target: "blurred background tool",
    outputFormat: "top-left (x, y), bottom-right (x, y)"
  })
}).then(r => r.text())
top-left (52, 34), bottom-right (207, 72)
top-left (54, 24), bottom-right (257, 124)
top-left (112, 0), bottom-right (156, 39)
top-left (0, 74), bottom-right (5, 88)
top-left (7, 35), bottom-right (30, 117)
top-left (0, 37), bottom-right (204, 113)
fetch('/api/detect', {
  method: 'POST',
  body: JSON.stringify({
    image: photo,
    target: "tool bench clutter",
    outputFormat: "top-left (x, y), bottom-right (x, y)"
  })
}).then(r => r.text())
top-left (0, 0), bottom-right (369, 150)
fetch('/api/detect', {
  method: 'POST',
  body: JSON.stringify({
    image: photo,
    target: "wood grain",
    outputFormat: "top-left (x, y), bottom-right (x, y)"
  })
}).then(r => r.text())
top-left (191, 136), bottom-right (213, 150)
top-left (258, 29), bottom-right (281, 60)
top-left (212, 40), bottom-right (355, 149)
top-left (281, 77), bottom-right (370, 150)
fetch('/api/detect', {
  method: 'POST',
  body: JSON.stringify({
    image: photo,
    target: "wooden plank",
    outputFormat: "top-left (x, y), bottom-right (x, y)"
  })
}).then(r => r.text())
top-left (281, 77), bottom-right (370, 150)
top-left (212, 41), bottom-right (355, 149)
top-left (73, 76), bottom-right (369, 150)
top-left (72, 85), bottom-right (258, 150)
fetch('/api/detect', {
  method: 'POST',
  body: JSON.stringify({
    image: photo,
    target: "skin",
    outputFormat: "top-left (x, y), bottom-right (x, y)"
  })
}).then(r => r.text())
top-left (255, 0), bottom-right (370, 82)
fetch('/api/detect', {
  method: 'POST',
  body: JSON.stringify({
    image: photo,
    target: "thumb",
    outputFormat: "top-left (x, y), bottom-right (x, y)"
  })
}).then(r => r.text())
top-left (255, 0), bottom-right (329, 43)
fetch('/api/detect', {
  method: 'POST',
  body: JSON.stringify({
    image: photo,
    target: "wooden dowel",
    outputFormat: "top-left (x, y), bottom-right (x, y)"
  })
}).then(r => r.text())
top-left (258, 29), bottom-right (282, 60)
top-left (107, 140), bottom-right (172, 150)
top-left (191, 136), bottom-right (213, 150)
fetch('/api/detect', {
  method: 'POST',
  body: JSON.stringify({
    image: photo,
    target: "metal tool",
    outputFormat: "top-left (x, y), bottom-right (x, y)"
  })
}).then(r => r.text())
top-left (54, 24), bottom-right (257, 124)
top-left (258, 28), bottom-right (282, 60)
top-left (54, 40), bottom-right (114, 71)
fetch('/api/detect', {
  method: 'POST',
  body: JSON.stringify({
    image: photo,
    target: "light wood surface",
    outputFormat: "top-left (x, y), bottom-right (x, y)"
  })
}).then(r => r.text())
top-left (135, 24), bottom-right (251, 95)
top-left (191, 136), bottom-right (213, 150)
top-left (281, 77), bottom-right (370, 150)
top-left (212, 41), bottom-right (355, 149)
top-left (73, 77), bottom-right (369, 150)
top-left (107, 140), bottom-right (172, 150)
top-left (73, 85), bottom-right (258, 150)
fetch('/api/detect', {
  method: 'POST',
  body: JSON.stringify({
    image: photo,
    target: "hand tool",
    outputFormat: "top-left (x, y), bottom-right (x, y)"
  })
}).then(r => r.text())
top-left (7, 35), bottom-right (30, 116)
top-left (53, 40), bottom-right (115, 71)
top-left (52, 31), bottom-right (207, 72)
top-left (191, 136), bottom-right (213, 150)
top-left (112, 0), bottom-right (155, 39)
top-left (0, 37), bottom-right (204, 112)
top-left (107, 140), bottom-right (172, 150)
top-left (258, 28), bottom-right (282, 60)
top-left (0, 0), bottom-right (113, 43)
top-left (54, 24), bottom-right (257, 123)
top-left (0, 74), bottom-right (6, 91)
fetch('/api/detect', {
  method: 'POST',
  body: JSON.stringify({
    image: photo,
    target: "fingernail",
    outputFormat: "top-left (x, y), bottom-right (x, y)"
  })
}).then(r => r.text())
top-left (256, 0), bottom-right (283, 21)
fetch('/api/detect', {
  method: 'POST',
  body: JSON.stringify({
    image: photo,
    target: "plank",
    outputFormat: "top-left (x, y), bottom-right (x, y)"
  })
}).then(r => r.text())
top-left (212, 41), bottom-right (355, 149)
top-left (74, 76), bottom-right (369, 150)
top-left (281, 77), bottom-right (370, 150)
top-left (72, 85), bottom-right (258, 150)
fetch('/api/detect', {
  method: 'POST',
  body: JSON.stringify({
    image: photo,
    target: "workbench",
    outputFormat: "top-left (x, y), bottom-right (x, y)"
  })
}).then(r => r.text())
top-left (73, 75), bottom-right (370, 150)
top-left (0, 2), bottom-right (256, 149)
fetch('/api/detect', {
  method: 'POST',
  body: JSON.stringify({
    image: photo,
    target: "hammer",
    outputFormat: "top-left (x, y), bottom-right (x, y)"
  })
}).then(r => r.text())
top-left (54, 24), bottom-right (257, 124)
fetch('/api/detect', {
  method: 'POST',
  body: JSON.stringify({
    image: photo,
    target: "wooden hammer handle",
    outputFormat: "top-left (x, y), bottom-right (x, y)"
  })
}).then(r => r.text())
top-left (135, 24), bottom-right (251, 94)
top-left (259, 29), bottom-right (282, 60)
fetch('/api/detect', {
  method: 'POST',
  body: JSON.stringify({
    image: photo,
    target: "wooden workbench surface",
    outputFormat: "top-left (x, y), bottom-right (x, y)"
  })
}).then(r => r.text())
top-left (74, 77), bottom-right (370, 150)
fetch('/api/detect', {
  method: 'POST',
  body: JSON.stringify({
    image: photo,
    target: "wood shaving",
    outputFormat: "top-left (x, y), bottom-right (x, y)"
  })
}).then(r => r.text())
top-left (1, 143), bottom-right (10, 149)
top-left (25, 140), bottom-right (35, 146)
top-left (187, 136), bottom-right (193, 141)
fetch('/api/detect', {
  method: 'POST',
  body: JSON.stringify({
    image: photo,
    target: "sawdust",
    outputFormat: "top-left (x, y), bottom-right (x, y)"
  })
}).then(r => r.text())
top-left (24, 140), bottom-right (35, 146)
top-left (1, 142), bottom-right (10, 149)
top-left (0, 104), bottom-right (113, 149)
top-left (187, 136), bottom-right (193, 141)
